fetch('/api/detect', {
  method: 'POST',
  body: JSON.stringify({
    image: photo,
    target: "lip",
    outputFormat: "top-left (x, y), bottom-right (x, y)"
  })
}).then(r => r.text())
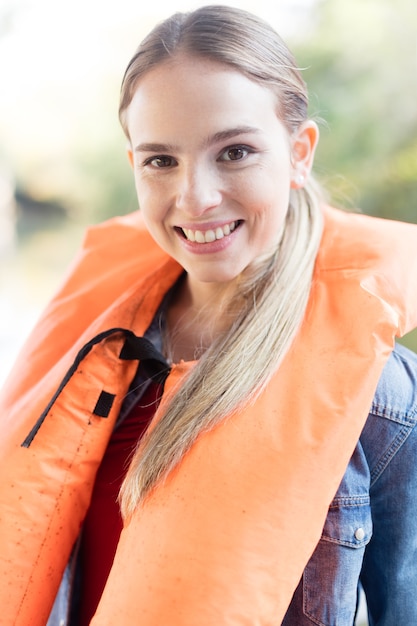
top-left (174, 220), bottom-right (242, 254)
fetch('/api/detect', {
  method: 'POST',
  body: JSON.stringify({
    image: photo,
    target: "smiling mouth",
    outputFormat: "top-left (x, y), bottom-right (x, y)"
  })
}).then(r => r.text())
top-left (178, 220), bottom-right (241, 243)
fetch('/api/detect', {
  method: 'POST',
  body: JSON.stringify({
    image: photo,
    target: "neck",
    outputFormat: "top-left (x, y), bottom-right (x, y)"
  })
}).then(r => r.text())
top-left (164, 275), bottom-right (240, 363)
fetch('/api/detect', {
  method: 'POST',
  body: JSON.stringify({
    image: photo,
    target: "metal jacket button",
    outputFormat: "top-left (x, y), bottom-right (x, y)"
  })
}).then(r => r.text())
top-left (354, 527), bottom-right (365, 541)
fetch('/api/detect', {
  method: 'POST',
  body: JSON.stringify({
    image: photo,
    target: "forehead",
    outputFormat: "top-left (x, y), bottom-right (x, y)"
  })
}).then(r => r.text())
top-left (125, 55), bottom-right (281, 143)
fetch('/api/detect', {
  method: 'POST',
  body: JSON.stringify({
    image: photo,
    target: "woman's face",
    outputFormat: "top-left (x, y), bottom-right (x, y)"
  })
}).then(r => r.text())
top-left (126, 55), bottom-right (317, 293)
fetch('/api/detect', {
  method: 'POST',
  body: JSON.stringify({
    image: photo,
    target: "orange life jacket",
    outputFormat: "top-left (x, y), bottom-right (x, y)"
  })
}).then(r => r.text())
top-left (0, 206), bottom-right (416, 625)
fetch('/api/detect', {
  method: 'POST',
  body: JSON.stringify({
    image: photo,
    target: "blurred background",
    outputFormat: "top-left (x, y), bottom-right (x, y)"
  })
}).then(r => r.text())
top-left (1, 0), bottom-right (416, 387)
top-left (0, 2), bottom-right (415, 623)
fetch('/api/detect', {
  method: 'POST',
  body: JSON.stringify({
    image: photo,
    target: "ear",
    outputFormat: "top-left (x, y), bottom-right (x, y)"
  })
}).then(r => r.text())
top-left (127, 144), bottom-right (134, 168)
top-left (290, 120), bottom-right (319, 189)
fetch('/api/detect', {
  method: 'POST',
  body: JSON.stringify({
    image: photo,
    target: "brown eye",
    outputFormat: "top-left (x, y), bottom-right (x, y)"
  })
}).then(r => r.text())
top-left (220, 145), bottom-right (250, 162)
top-left (147, 155), bottom-right (175, 168)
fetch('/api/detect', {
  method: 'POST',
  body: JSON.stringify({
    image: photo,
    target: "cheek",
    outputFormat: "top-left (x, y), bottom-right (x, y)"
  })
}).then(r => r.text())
top-left (134, 181), bottom-right (175, 249)
top-left (134, 176), bottom-right (165, 219)
top-left (139, 209), bottom-right (171, 254)
top-left (243, 174), bottom-right (291, 219)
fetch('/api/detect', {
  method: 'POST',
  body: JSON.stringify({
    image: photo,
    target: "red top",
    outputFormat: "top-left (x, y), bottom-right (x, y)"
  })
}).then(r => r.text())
top-left (79, 382), bottom-right (162, 626)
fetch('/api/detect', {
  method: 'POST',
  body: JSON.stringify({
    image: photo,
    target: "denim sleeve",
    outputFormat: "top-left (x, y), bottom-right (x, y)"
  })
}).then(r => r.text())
top-left (360, 343), bottom-right (417, 626)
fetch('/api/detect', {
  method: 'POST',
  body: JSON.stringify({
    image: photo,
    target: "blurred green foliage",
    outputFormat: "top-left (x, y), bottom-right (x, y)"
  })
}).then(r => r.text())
top-left (293, 0), bottom-right (417, 353)
top-left (294, 0), bottom-right (417, 224)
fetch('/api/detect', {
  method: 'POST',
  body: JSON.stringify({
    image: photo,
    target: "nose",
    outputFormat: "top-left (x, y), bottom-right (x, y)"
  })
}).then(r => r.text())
top-left (175, 163), bottom-right (222, 216)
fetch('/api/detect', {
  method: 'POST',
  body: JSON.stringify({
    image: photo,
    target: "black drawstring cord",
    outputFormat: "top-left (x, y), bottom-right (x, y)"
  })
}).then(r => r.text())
top-left (21, 329), bottom-right (171, 448)
top-left (119, 333), bottom-right (170, 384)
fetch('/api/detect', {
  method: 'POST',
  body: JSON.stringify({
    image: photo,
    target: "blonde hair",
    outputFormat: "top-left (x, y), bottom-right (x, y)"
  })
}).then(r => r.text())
top-left (119, 5), bottom-right (324, 517)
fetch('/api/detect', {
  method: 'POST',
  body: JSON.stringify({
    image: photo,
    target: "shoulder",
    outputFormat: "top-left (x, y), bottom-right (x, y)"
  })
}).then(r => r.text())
top-left (319, 206), bottom-right (417, 270)
top-left (371, 343), bottom-right (417, 423)
top-left (316, 206), bottom-right (417, 340)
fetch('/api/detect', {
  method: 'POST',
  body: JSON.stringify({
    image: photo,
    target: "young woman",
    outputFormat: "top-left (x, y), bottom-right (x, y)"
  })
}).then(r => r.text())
top-left (1, 6), bottom-right (416, 626)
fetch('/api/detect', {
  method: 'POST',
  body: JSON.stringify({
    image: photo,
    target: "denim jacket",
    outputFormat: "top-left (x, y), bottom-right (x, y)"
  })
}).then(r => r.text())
top-left (48, 343), bottom-right (417, 626)
top-left (282, 342), bottom-right (417, 626)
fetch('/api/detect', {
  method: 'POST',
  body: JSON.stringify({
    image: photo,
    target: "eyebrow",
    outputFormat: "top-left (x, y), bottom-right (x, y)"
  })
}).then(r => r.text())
top-left (134, 126), bottom-right (260, 154)
top-left (134, 141), bottom-right (177, 153)
top-left (204, 126), bottom-right (261, 147)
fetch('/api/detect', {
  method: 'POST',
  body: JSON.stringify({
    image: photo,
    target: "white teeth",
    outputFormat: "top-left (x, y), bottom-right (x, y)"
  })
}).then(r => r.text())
top-left (204, 230), bottom-right (216, 243)
top-left (182, 221), bottom-right (237, 243)
top-left (195, 230), bottom-right (206, 243)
